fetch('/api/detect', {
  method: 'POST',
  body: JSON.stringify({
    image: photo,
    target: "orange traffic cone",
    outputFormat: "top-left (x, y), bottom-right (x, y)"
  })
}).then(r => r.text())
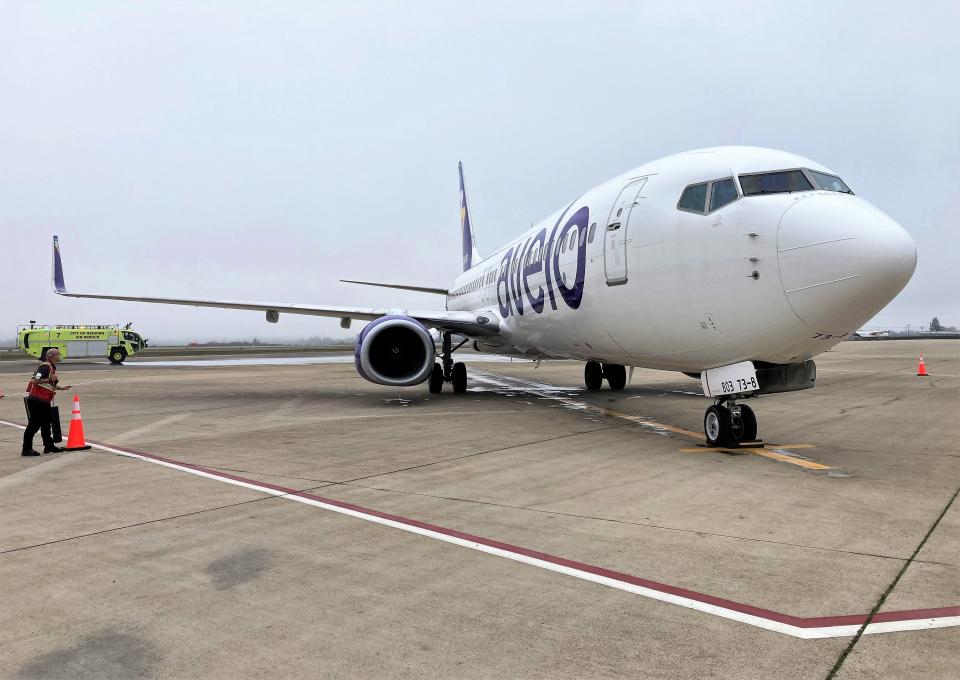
top-left (917, 354), bottom-right (929, 377)
top-left (65, 394), bottom-right (92, 451)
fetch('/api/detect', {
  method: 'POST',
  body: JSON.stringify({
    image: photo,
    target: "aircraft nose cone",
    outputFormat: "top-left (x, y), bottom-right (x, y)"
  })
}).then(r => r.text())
top-left (777, 195), bottom-right (916, 334)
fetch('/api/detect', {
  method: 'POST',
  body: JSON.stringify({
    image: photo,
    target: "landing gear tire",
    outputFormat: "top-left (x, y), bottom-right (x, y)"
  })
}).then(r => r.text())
top-left (732, 404), bottom-right (757, 443)
top-left (452, 362), bottom-right (467, 393)
top-left (109, 347), bottom-right (127, 365)
top-left (584, 361), bottom-right (603, 391)
top-left (428, 363), bottom-right (443, 394)
top-left (704, 405), bottom-right (732, 446)
top-left (604, 363), bottom-right (626, 391)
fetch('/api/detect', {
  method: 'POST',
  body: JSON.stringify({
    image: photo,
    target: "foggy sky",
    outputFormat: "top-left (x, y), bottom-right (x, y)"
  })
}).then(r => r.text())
top-left (2, 1), bottom-right (958, 343)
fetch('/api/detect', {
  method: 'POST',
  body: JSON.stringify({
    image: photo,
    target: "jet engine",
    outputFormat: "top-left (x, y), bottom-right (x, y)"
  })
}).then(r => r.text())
top-left (354, 315), bottom-right (435, 386)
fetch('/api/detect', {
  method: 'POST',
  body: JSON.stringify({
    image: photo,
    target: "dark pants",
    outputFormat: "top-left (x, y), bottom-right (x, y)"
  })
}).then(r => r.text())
top-left (23, 398), bottom-right (55, 453)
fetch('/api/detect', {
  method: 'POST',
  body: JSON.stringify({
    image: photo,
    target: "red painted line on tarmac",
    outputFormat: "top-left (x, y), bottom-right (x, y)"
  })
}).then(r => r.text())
top-left (91, 438), bottom-right (959, 630)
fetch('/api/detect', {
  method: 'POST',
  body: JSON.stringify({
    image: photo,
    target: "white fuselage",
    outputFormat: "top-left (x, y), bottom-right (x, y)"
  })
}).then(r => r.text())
top-left (445, 147), bottom-right (916, 372)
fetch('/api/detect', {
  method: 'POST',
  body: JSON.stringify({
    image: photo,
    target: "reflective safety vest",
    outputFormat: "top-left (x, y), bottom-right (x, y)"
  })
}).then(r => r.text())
top-left (27, 362), bottom-right (57, 402)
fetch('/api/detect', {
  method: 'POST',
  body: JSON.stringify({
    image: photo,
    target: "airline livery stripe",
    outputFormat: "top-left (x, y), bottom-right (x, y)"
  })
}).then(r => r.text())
top-left (2, 419), bottom-right (955, 640)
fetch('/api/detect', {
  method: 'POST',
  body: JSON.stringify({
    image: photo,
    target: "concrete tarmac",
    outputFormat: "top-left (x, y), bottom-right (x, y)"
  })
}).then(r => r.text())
top-left (0, 340), bottom-right (957, 679)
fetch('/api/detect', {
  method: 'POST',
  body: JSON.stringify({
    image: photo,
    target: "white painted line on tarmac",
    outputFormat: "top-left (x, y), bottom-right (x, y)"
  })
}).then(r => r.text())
top-left (1, 418), bottom-right (955, 639)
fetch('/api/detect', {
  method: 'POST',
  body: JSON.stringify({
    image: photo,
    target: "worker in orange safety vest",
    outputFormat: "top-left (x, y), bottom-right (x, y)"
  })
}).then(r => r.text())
top-left (22, 348), bottom-right (72, 456)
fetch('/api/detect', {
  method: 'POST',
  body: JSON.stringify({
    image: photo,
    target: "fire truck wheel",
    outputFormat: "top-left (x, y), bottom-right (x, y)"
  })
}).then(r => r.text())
top-left (109, 347), bottom-right (127, 364)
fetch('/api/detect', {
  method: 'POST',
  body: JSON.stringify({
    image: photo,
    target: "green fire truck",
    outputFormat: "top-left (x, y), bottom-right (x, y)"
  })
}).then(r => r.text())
top-left (17, 323), bottom-right (148, 364)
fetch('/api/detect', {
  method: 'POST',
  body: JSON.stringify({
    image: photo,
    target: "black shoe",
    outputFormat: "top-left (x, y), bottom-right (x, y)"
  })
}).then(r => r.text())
top-left (21, 450), bottom-right (41, 457)
top-left (44, 446), bottom-right (65, 453)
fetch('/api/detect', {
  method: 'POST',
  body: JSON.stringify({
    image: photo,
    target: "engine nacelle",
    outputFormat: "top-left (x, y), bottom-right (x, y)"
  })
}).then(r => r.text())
top-left (355, 315), bottom-right (435, 386)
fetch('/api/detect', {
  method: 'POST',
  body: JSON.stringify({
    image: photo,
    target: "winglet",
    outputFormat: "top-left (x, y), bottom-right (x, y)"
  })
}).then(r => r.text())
top-left (458, 162), bottom-right (482, 272)
top-left (52, 235), bottom-right (66, 293)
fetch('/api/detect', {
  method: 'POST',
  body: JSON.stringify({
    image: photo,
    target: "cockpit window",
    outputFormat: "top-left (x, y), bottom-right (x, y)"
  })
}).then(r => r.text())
top-left (677, 182), bottom-right (708, 213)
top-left (739, 170), bottom-right (813, 196)
top-left (709, 178), bottom-right (738, 211)
top-left (808, 170), bottom-right (853, 194)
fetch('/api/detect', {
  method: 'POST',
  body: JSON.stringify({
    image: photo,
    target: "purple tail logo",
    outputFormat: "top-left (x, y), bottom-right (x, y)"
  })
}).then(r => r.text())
top-left (52, 235), bottom-right (66, 293)
top-left (459, 162), bottom-right (474, 271)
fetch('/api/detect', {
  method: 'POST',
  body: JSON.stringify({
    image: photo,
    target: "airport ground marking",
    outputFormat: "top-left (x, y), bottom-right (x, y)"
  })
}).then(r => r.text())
top-left (603, 410), bottom-right (704, 439)
top-left (750, 449), bottom-right (831, 470)
top-left (2, 419), bottom-right (955, 639)
top-left (678, 445), bottom-right (830, 470)
top-left (470, 371), bottom-right (833, 470)
top-left (604, 412), bottom-right (831, 469)
top-left (680, 444), bottom-right (815, 454)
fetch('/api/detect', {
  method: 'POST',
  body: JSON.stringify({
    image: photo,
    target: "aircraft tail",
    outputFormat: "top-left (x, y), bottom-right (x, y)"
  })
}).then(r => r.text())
top-left (459, 162), bottom-right (482, 271)
top-left (52, 235), bottom-right (66, 293)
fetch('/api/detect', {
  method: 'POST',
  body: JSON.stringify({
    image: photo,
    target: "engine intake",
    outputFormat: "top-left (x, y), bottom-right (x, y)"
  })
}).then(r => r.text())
top-left (355, 315), bottom-right (435, 386)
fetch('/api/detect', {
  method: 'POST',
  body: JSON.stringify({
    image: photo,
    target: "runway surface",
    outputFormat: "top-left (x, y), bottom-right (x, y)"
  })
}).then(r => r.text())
top-left (1, 340), bottom-right (957, 678)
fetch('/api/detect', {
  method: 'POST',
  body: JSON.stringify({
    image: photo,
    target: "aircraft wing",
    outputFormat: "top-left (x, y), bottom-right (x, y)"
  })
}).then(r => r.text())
top-left (51, 236), bottom-right (499, 337)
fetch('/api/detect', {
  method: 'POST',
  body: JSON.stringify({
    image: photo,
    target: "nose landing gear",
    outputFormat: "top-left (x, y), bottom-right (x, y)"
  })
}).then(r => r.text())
top-left (704, 398), bottom-right (758, 447)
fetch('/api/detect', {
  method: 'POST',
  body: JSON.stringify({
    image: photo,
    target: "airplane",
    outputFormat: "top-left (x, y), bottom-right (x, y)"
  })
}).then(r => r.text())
top-left (50, 146), bottom-right (917, 446)
top-left (852, 328), bottom-right (892, 340)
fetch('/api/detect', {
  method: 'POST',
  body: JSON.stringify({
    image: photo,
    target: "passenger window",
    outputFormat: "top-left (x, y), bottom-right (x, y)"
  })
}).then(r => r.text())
top-left (568, 232), bottom-right (577, 250)
top-left (588, 223), bottom-right (596, 243)
top-left (678, 183), bottom-right (708, 213)
top-left (709, 178), bottom-right (738, 211)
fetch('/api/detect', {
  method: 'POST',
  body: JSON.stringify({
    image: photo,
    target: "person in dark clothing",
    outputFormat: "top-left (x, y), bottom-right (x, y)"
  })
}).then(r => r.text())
top-left (22, 348), bottom-right (71, 456)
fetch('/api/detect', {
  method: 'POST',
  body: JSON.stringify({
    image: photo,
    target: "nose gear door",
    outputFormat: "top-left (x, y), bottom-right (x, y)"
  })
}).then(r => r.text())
top-left (604, 178), bottom-right (647, 286)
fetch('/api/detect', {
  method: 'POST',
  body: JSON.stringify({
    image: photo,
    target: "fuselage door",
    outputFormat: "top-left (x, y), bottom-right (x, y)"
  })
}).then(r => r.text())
top-left (604, 178), bottom-right (647, 285)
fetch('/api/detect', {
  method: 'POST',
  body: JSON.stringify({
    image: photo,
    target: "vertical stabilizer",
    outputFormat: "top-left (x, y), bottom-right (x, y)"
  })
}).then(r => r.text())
top-left (459, 162), bottom-right (482, 271)
top-left (52, 235), bottom-right (66, 293)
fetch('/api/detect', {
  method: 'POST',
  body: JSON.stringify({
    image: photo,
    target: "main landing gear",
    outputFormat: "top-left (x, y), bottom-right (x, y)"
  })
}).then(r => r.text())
top-left (704, 397), bottom-right (758, 447)
top-left (584, 361), bottom-right (627, 391)
top-left (428, 331), bottom-right (468, 394)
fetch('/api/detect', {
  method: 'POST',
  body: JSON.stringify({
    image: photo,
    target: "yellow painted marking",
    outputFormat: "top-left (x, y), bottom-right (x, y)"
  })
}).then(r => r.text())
top-left (604, 410), bottom-right (703, 439)
top-left (678, 445), bottom-right (793, 454)
top-left (678, 444), bottom-right (829, 469)
top-left (749, 449), bottom-right (831, 470)
top-left (605, 408), bottom-right (831, 470)
top-left (679, 443), bottom-right (813, 451)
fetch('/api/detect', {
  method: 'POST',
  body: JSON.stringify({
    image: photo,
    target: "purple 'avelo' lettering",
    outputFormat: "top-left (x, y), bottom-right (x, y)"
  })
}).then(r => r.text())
top-left (497, 201), bottom-right (587, 320)
top-left (552, 206), bottom-right (589, 310)
top-left (523, 229), bottom-right (546, 313)
top-left (511, 236), bottom-right (531, 316)
top-left (543, 199), bottom-right (579, 311)
top-left (496, 247), bottom-right (514, 318)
